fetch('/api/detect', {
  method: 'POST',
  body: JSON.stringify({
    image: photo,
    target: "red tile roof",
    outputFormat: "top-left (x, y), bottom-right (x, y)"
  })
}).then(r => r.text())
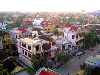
top-left (69, 25), bottom-right (79, 31)
top-left (22, 18), bottom-right (33, 25)
top-left (64, 24), bottom-right (72, 28)
top-left (64, 24), bottom-right (79, 31)
top-left (41, 21), bottom-right (53, 27)
top-left (41, 21), bottom-right (48, 26)
top-left (39, 70), bottom-right (59, 75)
top-left (18, 28), bottom-right (27, 33)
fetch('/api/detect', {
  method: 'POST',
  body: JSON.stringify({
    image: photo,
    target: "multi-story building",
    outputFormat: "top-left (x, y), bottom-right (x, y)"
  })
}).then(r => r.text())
top-left (17, 30), bottom-right (50, 66)
top-left (63, 24), bottom-right (84, 55)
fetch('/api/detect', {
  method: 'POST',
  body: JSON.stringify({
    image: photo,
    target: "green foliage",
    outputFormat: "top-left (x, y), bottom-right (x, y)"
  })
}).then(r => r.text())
top-left (0, 64), bottom-right (10, 75)
top-left (15, 22), bottom-right (21, 27)
top-left (53, 28), bottom-right (59, 35)
top-left (83, 28), bottom-right (98, 49)
top-left (31, 54), bottom-right (47, 71)
top-left (0, 31), bottom-right (17, 61)
top-left (25, 67), bottom-right (35, 74)
top-left (56, 52), bottom-right (70, 64)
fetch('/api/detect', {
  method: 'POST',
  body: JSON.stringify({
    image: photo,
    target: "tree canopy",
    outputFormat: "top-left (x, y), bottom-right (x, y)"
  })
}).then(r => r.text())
top-left (56, 52), bottom-right (70, 64)
top-left (31, 54), bottom-right (47, 71)
top-left (0, 63), bottom-right (10, 75)
top-left (83, 27), bottom-right (98, 49)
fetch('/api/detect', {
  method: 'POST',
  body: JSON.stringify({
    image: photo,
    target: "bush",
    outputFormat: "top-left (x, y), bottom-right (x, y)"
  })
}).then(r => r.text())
top-left (56, 52), bottom-right (70, 64)
top-left (26, 67), bottom-right (34, 74)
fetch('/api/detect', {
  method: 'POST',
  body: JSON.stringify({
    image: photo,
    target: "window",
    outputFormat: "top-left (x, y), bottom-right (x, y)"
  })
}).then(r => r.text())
top-left (28, 53), bottom-right (32, 58)
top-left (72, 35), bottom-right (75, 39)
top-left (28, 45), bottom-right (31, 50)
top-left (35, 45), bottom-right (39, 51)
top-left (22, 43), bottom-right (26, 48)
top-left (19, 35), bottom-right (21, 38)
top-left (16, 35), bottom-right (17, 38)
top-left (68, 45), bottom-right (71, 48)
top-left (62, 45), bottom-right (65, 50)
top-left (22, 50), bottom-right (24, 54)
top-left (25, 51), bottom-right (27, 56)
top-left (5, 45), bottom-right (10, 49)
top-left (76, 34), bottom-right (78, 38)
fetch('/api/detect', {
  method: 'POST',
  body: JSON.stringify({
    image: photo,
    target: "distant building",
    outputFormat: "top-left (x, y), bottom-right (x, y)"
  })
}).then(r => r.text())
top-left (22, 17), bottom-right (33, 25)
top-left (32, 18), bottom-right (44, 29)
top-left (9, 28), bottom-right (30, 43)
top-left (41, 20), bottom-right (55, 32)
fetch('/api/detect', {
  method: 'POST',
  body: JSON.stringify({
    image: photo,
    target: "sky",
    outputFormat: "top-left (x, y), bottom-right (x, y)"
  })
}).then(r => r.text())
top-left (0, 0), bottom-right (99, 12)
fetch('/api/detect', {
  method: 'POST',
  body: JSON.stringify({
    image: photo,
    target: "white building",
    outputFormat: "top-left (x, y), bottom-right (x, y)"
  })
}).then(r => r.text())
top-left (63, 26), bottom-right (77, 46)
top-left (63, 25), bottom-right (84, 54)
top-left (0, 21), bottom-right (7, 30)
top-left (32, 18), bottom-right (44, 29)
top-left (17, 31), bottom-right (49, 67)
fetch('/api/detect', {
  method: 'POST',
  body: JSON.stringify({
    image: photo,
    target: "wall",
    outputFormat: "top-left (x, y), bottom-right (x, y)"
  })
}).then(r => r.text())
top-left (63, 28), bottom-right (76, 46)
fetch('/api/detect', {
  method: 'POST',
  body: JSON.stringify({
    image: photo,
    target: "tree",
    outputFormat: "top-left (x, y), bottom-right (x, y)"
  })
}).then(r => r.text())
top-left (83, 28), bottom-right (98, 49)
top-left (56, 52), bottom-right (70, 64)
top-left (3, 58), bottom-right (16, 72)
top-left (2, 32), bottom-right (13, 56)
top-left (31, 54), bottom-right (47, 71)
top-left (67, 17), bottom-right (77, 24)
top-left (52, 27), bottom-right (59, 35)
top-left (0, 64), bottom-right (10, 75)
top-left (0, 31), bottom-right (18, 61)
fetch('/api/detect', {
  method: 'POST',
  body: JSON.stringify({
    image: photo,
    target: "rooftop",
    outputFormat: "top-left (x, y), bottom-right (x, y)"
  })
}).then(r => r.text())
top-left (64, 24), bottom-right (79, 31)
top-left (85, 55), bottom-right (100, 67)
top-left (37, 67), bottom-right (59, 75)
top-left (21, 37), bottom-right (41, 45)
top-left (39, 70), bottom-right (59, 75)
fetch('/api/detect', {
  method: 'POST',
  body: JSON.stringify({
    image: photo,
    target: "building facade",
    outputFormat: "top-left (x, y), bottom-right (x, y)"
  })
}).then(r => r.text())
top-left (17, 30), bottom-right (49, 67)
top-left (63, 24), bottom-right (84, 55)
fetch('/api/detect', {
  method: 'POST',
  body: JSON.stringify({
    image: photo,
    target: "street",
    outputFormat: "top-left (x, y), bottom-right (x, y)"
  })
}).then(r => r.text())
top-left (55, 44), bottom-right (100, 75)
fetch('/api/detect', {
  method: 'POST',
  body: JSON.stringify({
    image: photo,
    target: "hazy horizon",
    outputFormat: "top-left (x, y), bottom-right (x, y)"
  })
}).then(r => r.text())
top-left (0, 0), bottom-right (99, 12)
